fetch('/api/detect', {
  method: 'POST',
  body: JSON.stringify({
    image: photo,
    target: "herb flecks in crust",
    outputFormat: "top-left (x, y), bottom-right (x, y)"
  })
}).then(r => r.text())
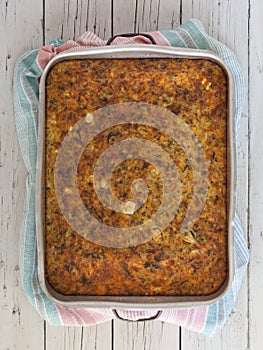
top-left (45, 58), bottom-right (227, 296)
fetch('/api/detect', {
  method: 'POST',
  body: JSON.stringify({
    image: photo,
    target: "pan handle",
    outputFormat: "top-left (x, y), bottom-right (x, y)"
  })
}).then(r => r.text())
top-left (106, 33), bottom-right (157, 45)
top-left (113, 309), bottom-right (162, 322)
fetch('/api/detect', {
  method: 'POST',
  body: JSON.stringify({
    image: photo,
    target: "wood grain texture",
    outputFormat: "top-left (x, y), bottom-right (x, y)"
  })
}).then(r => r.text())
top-left (43, 322), bottom-right (113, 350)
top-left (158, 0), bottom-right (181, 29)
top-left (112, 0), bottom-right (137, 34)
top-left (249, 0), bottom-right (263, 349)
top-left (1, 0), bottom-right (252, 349)
top-left (0, 0), bottom-right (44, 349)
top-left (181, 1), bottom-right (249, 349)
top-left (81, 322), bottom-right (114, 350)
top-left (44, 1), bottom-right (113, 349)
top-left (45, 326), bottom-right (83, 350)
top-left (113, 0), bottom-right (181, 34)
top-left (112, 1), bottom-right (181, 348)
top-left (113, 320), bottom-right (179, 350)
top-left (45, 0), bottom-right (112, 43)
top-left (135, 0), bottom-right (160, 31)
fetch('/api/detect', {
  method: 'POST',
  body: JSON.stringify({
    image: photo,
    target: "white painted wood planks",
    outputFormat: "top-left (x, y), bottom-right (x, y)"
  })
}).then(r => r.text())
top-left (0, 0), bottom-right (252, 349)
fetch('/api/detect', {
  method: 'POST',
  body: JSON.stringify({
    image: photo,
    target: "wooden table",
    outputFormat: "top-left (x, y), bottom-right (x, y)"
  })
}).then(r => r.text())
top-left (1, 1), bottom-right (262, 349)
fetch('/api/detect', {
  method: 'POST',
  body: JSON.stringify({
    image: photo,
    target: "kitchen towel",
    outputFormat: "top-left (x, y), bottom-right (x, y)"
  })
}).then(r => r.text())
top-left (14, 18), bottom-right (249, 337)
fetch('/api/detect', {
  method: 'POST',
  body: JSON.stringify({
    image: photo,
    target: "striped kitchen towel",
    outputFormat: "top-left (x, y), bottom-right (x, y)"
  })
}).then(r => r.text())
top-left (14, 19), bottom-right (249, 337)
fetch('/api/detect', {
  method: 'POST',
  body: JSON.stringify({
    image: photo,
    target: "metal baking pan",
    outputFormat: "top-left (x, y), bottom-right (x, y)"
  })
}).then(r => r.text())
top-left (36, 44), bottom-right (235, 309)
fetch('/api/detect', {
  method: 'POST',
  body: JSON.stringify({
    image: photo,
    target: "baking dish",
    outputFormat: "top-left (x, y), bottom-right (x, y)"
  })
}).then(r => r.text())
top-left (36, 42), bottom-right (235, 309)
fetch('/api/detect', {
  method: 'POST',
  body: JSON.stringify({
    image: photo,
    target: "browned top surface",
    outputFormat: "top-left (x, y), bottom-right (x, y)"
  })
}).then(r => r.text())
top-left (45, 58), bottom-right (227, 296)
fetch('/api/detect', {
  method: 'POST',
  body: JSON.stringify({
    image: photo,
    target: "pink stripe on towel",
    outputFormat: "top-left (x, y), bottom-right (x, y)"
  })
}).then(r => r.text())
top-left (56, 305), bottom-right (114, 326)
top-left (37, 31), bottom-right (170, 71)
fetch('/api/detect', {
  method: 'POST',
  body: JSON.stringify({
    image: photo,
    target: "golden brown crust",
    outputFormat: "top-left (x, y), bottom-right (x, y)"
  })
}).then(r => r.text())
top-left (45, 58), bottom-right (227, 296)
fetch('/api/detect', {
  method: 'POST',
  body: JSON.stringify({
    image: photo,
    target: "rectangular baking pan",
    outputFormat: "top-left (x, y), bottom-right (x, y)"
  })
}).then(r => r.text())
top-left (36, 44), bottom-right (235, 309)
